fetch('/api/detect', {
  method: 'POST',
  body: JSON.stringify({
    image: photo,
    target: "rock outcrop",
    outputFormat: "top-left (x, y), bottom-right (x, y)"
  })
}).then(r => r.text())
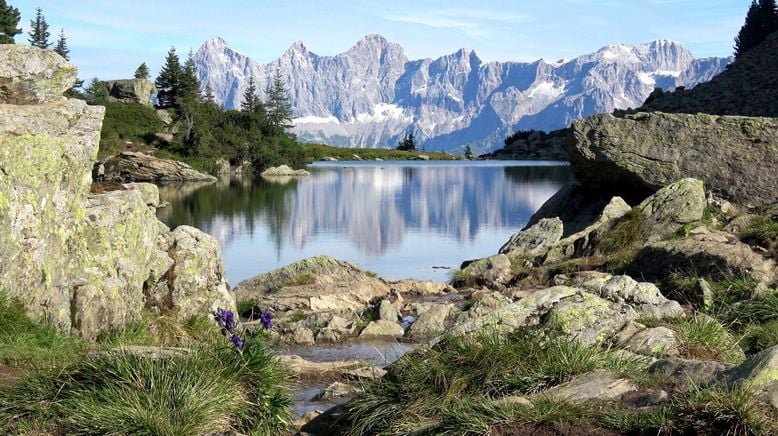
top-left (633, 32), bottom-right (778, 118)
top-left (0, 45), bottom-right (234, 339)
top-left (481, 128), bottom-right (569, 161)
top-left (100, 151), bottom-right (217, 183)
top-left (569, 112), bottom-right (778, 208)
top-left (99, 79), bottom-right (155, 106)
top-left (260, 165), bottom-right (311, 177)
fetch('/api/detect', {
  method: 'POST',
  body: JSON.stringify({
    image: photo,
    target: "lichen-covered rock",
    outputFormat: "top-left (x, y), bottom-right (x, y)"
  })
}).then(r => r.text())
top-left (541, 370), bottom-right (637, 403)
top-left (458, 254), bottom-right (513, 287)
top-left (615, 324), bottom-right (679, 357)
top-left (406, 303), bottom-right (453, 340)
top-left (99, 79), bottom-right (155, 106)
top-left (570, 112), bottom-right (778, 208)
top-left (0, 45), bottom-right (236, 338)
top-left (377, 299), bottom-right (401, 322)
top-left (101, 151), bottom-right (217, 183)
top-left (122, 182), bottom-right (160, 207)
top-left (648, 358), bottom-right (734, 389)
top-left (234, 256), bottom-right (391, 314)
top-left (499, 218), bottom-right (563, 258)
top-left (359, 320), bottom-right (404, 339)
top-left (446, 275), bottom-right (682, 344)
top-left (725, 345), bottom-right (778, 388)
top-left (0, 97), bottom-right (104, 332)
top-left (163, 226), bottom-right (235, 321)
top-left (72, 190), bottom-right (166, 339)
top-left (543, 196), bottom-right (632, 263)
top-left (628, 232), bottom-right (777, 292)
top-left (0, 45), bottom-right (77, 104)
top-left (260, 165), bottom-right (310, 177)
top-left (633, 178), bottom-right (706, 242)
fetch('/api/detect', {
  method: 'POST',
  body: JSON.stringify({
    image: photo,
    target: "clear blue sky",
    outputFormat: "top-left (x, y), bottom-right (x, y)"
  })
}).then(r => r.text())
top-left (15, 0), bottom-right (747, 80)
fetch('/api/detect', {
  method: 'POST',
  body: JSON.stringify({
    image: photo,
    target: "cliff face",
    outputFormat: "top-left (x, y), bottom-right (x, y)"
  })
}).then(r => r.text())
top-left (0, 45), bottom-right (235, 339)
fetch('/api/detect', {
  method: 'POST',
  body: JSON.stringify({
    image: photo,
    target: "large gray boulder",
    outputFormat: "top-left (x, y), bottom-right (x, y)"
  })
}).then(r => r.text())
top-left (100, 79), bottom-right (155, 106)
top-left (0, 45), bottom-right (236, 339)
top-left (0, 45), bottom-right (77, 104)
top-left (570, 112), bottom-right (778, 208)
top-left (101, 151), bottom-right (217, 183)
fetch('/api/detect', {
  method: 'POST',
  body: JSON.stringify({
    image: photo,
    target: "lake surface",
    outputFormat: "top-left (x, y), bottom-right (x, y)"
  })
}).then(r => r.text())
top-left (157, 161), bottom-right (574, 285)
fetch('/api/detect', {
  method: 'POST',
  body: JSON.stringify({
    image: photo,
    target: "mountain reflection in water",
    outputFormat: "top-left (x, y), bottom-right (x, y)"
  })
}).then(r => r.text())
top-left (158, 161), bottom-right (575, 284)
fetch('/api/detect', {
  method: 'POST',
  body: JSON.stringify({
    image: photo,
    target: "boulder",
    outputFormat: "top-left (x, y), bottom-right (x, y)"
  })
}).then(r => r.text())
top-left (457, 254), bottom-right (513, 287)
top-left (633, 178), bottom-right (706, 242)
top-left (725, 345), bottom-right (778, 388)
top-left (0, 45), bottom-right (235, 338)
top-left (234, 256), bottom-right (390, 314)
top-left (377, 299), bottom-right (401, 322)
top-left (214, 158), bottom-right (231, 177)
top-left (406, 303), bottom-right (453, 341)
top-left (542, 370), bottom-right (637, 403)
top-left (628, 232), bottom-right (777, 291)
top-left (99, 79), bottom-right (155, 106)
top-left (122, 182), bottom-right (160, 207)
top-left (446, 275), bottom-right (682, 344)
top-left (359, 320), bottom-right (404, 339)
top-left (161, 226), bottom-right (235, 322)
top-left (615, 324), bottom-right (679, 358)
top-left (313, 382), bottom-right (362, 400)
top-left (648, 358), bottom-right (734, 389)
top-left (0, 45), bottom-right (77, 104)
top-left (101, 151), bottom-right (217, 183)
top-left (260, 165), bottom-right (311, 177)
top-left (0, 97), bottom-right (104, 333)
top-left (570, 112), bottom-right (778, 208)
top-left (499, 218), bottom-right (564, 258)
top-left (279, 355), bottom-right (381, 378)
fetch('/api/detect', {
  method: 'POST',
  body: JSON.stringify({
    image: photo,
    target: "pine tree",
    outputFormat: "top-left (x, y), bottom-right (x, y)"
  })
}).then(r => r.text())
top-left (28, 7), bottom-right (50, 49)
top-left (241, 76), bottom-right (261, 112)
top-left (464, 144), bottom-right (474, 160)
top-left (53, 29), bottom-right (69, 60)
top-left (735, 0), bottom-right (778, 59)
top-left (204, 83), bottom-right (215, 103)
top-left (154, 47), bottom-right (181, 108)
top-left (178, 50), bottom-right (201, 103)
top-left (397, 131), bottom-right (417, 151)
top-left (0, 0), bottom-right (21, 44)
top-left (134, 62), bottom-right (150, 80)
top-left (83, 77), bottom-right (107, 105)
top-left (265, 68), bottom-right (292, 131)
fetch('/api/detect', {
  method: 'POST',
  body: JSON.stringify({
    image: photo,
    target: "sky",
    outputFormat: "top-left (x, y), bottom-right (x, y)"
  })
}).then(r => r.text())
top-left (15, 0), bottom-right (748, 80)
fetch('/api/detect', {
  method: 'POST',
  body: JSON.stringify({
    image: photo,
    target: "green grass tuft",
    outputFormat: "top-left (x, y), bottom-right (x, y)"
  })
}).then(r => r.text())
top-left (343, 331), bottom-right (648, 435)
top-left (672, 315), bottom-right (745, 363)
top-left (673, 383), bottom-right (775, 435)
top-left (740, 215), bottom-right (778, 259)
top-left (0, 339), bottom-right (293, 435)
top-left (597, 209), bottom-right (645, 254)
top-left (0, 292), bottom-right (85, 366)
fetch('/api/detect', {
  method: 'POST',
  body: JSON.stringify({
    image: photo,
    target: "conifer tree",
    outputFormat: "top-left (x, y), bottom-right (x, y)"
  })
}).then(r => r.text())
top-left (134, 62), bottom-right (150, 80)
top-left (83, 77), bottom-right (107, 105)
top-left (155, 47), bottom-right (181, 108)
top-left (241, 76), bottom-right (262, 112)
top-left (53, 29), bottom-right (69, 60)
top-left (735, 0), bottom-right (778, 59)
top-left (28, 7), bottom-right (50, 49)
top-left (265, 68), bottom-right (292, 131)
top-left (0, 0), bottom-right (21, 44)
top-left (178, 50), bottom-right (201, 103)
top-left (204, 83), bottom-right (215, 103)
top-left (464, 144), bottom-right (474, 160)
top-left (397, 131), bottom-right (417, 151)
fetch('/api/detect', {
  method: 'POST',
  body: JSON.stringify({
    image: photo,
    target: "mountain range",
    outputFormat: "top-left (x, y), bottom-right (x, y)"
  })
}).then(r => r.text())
top-left (194, 34), bottom-right (731, 153)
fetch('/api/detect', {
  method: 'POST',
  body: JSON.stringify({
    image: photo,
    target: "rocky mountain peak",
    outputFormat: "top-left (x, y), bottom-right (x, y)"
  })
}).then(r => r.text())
top-left (194, 34), bottom-right (731, 153)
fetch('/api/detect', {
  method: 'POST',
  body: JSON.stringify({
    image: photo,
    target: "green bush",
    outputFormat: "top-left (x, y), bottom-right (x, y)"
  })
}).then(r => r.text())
top-left (99, 102), bottom-right (165, 158)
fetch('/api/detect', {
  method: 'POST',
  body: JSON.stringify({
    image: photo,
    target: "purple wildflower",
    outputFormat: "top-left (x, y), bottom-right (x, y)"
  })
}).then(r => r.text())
top-left (213, 308), bottom-right (244, 351)
top-left (230, 334), bottom-right (244, 351)
top-left (260, 311), bottom-right (273, 329)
